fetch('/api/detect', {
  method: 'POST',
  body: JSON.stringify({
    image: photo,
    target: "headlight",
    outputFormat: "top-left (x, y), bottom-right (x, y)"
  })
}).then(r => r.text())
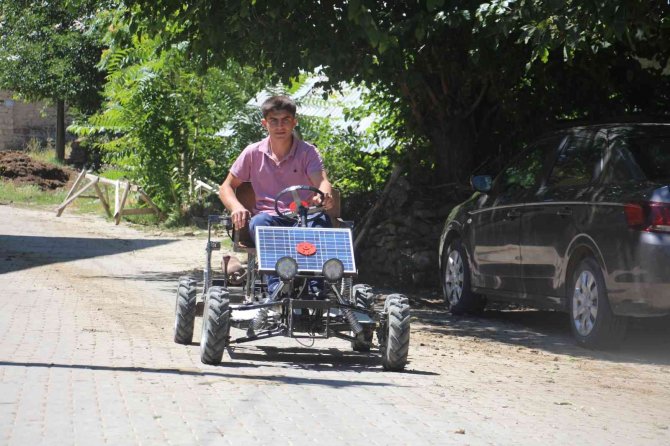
top-left (322, 258), bottom-right (344, 282)
top-left (275, 256), bottom-right (298, 281)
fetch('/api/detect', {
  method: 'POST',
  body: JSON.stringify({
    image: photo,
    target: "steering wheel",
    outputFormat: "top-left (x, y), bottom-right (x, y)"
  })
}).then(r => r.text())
top-left (274, 185), bottom-right (325, 224)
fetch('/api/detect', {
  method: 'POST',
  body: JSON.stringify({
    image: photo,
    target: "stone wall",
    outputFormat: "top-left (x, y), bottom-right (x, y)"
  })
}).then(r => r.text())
top-left (0, 91), bottom-right (59, 151)
top-left (355, 172), bottom-right (472, 291)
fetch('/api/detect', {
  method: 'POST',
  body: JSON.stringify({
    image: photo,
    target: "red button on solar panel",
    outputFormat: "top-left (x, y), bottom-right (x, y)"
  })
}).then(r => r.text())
top-left (296, 242), bottom-right (317, 256)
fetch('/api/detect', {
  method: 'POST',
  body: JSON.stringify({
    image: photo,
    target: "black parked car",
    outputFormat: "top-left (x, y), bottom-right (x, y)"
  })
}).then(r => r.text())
top-left (439, 123), bottom-right (670, 348)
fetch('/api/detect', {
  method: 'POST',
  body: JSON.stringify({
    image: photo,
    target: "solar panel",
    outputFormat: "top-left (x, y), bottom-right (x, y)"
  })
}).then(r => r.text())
top-left (256, 226), bottom-right (357, 275)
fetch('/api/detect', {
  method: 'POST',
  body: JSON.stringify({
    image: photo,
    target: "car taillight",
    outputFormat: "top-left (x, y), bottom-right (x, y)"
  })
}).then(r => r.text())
top-left (624, 201), bottom-right (670, 233)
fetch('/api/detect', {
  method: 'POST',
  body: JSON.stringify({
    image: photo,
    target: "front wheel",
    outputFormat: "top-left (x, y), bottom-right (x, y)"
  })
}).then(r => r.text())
top-left (442, 238), bottom-right (486, 315)
top-left (200, 286), bottom-right (231, 365)
top-left (174, 276), bottom-right (197, 344)
top-left (569, 258), bottom-right (628, 349)
top-left (380, 294), bottom-right (410, 371)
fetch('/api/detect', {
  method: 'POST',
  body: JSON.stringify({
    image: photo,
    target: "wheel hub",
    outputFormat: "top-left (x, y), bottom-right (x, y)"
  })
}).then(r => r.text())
top-left (444, 249), bottom-right (464, 306)
top-left (572, 270), bottom-right (598, 336)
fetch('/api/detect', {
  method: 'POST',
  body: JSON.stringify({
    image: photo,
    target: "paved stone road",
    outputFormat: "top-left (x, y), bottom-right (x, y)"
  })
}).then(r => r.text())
top-left (1, 205), bottom-right (670, 445)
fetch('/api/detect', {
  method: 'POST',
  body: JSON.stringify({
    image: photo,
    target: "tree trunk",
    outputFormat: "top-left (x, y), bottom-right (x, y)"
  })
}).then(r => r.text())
top-left (56, 99), bottom-right (65, 162)
top-left (431, 117), bottom-right (475, 184)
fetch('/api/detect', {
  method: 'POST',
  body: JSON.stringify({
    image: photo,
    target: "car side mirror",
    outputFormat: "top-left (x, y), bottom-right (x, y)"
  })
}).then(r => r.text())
top-left (471, 175), bottom-right (492, 193)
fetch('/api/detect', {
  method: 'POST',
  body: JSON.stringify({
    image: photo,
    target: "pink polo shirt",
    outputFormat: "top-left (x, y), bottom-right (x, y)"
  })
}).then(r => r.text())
top-left (230, 136), bottom-right (325, 214)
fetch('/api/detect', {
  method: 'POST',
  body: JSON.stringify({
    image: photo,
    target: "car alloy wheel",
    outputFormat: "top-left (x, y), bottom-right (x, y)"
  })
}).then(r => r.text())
top-left (572, 270), bottom-right (598, 336)
top-left (445, 248), bottom-right (464, 306)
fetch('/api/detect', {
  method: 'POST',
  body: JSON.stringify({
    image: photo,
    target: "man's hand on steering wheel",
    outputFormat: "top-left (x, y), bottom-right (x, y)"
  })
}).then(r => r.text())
top-left (310, 191), bottom-right (333, 211)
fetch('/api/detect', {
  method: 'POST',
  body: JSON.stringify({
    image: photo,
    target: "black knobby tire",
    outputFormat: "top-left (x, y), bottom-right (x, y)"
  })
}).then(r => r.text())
top-left (173, 276), bottom-right (197, 344)
top-left (350, 284), bottom-right (374, 352)
top-left (569, 258), bottom-right (628, 349)
top-left (200, 286), bottom-right (231, 365)
top-left (442, 238), bottom-right (486, 315)
top-left (351, 283), bottom-right (373, 308)
top-left (380, 294), bottom-right (410, 371)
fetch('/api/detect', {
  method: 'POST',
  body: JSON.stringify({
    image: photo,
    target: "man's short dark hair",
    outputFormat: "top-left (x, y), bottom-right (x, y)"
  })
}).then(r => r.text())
top-left (261, 95), bottom-right (297, 118)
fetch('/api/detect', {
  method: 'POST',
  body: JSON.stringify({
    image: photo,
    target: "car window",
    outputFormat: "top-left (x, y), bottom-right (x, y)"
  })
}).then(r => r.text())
top-left (546, 136), bottom-right (603, 188)
top-left (601, 145), bottom-right (645, 183)
top-left (496, 136), bottom-right (561, 193)
top-left (610, 132), bottom-right (670, 182)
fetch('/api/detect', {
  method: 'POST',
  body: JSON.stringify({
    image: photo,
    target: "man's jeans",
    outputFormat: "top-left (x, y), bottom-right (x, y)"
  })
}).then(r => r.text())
top-left (249, 212), bottom-right (332, 297)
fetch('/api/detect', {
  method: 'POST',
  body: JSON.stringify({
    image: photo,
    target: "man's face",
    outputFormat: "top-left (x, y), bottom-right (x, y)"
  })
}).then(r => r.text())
top-left (262, 110), bottom-right (297, 142)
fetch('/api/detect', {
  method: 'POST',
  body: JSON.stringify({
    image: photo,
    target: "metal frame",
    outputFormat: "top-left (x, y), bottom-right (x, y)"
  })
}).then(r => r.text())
top-left (202, 213), bottom-right (378, 346)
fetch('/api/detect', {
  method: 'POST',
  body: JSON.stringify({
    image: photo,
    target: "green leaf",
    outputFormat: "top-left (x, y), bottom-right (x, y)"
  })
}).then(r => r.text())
top-left (540, 47), bottom-right (550, 64)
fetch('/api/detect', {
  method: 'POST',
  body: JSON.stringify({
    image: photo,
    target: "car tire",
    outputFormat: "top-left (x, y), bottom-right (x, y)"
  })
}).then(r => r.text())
top-left (200, 286), bottom-right (231, 365)
top-left (350, 284), bottom-right (374, 352)
top-left (173, 276), bottom-right (197, 344)
top-left (380, 293), bottom-right (410, 371)
top-left (569, 258), bottom-right (628, 349)
top-left (442, 238), bottom-right (486, 315)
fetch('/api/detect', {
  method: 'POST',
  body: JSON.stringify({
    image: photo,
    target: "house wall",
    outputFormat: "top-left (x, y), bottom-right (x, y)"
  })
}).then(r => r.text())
top-left (0, 90), bottom-right (59, 151)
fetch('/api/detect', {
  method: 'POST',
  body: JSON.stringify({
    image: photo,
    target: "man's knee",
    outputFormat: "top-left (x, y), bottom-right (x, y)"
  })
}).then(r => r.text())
top-left (249, 213), bottom-right (269, 238)
top-left (250, 213), bottom-right (274, 228)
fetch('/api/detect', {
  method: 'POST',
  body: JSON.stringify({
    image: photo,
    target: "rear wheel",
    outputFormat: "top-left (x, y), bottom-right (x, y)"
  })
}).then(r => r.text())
top-left (173, 276), bottom-right (197, 344)
top-left (569, 258), bottom-right (628, 349)
top-left (380, 294), bottom-right (410, 371)
top-left (200, 286), bottom-right (231, 365)
top-left (442, 238), bottom-right (486, 315)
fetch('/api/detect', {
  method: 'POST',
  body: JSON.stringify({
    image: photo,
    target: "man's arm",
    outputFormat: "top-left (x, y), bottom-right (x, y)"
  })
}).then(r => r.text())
top-left (308, 169), bottom-right (334, 211)
top-left (219, 172), bottom-right (250, 229)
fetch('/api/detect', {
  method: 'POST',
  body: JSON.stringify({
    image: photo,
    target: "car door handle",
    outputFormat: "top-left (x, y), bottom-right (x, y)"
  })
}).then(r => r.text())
top-left (506, 209), bottom-right (521, 219)
top-left (557, 208), bottom-right (573, 217)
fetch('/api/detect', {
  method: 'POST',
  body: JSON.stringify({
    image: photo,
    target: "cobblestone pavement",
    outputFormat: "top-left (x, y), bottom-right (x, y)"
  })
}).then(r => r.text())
top-left (1, 205), bottom-right (670, 445)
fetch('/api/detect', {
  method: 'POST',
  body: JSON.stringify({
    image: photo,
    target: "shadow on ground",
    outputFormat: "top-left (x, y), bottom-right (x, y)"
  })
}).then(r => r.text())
top-left (407, 293), bottom-right (670, 367)
top-left (82, 269), bottom-right (205, 284)
top-left (225, 344), bottom-right (438, 376)
top-left (0, 360), bottom-right (392, 388)
top-left (0, 235), bottom-right (177, 275)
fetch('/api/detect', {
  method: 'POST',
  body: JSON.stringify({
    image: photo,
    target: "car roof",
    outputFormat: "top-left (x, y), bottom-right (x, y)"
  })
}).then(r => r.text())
top-left (545, 122), bottom-right (670, 138)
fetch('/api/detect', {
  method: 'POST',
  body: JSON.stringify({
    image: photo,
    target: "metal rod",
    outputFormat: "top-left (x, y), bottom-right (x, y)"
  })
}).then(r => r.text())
top-left (231, 328), bottom-right (286, 343)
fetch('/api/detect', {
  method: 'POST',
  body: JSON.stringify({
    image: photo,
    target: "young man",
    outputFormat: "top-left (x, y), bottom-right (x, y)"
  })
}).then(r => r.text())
top-left (219, 95), bottom-right (334, 294)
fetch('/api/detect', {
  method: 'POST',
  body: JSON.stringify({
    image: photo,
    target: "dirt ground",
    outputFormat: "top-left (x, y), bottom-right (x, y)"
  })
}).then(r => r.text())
top-left (1, 204), bottom-right (670, 444)
top-left (0, 151), bottom-right (74, 189)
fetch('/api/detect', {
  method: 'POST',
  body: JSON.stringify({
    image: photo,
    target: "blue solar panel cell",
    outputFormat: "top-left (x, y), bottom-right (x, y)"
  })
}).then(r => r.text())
top-left (256, 227), bottom-right (357, 275)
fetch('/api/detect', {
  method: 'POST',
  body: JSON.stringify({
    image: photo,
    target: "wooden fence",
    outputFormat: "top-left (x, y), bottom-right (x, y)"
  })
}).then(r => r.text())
top-left (56, 169), bottom-right (164, 224)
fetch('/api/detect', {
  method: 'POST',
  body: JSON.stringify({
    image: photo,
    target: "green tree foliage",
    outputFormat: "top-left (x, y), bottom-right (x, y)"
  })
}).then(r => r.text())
top-left (298, 114), bottom-right (391, 195)
top-left (480, 1), bottom-right (670, 122)
top-left (70, 13), bottom-right (263, 217)
top-left (124, 0), bottom-right (670, 183)
top-left (0, 0), bottom-right (107, 160)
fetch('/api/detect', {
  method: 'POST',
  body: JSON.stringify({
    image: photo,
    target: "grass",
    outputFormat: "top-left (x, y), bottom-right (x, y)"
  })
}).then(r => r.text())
top-left (0, 182), bottom-right (67, 206)
top-left (99, 168), bottom-right (131, 181)
top-left (24, 137), bottom-right (69, 166)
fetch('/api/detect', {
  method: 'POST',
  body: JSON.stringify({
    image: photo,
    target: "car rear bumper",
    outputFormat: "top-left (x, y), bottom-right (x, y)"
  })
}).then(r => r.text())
top-left (606, 232), bottom-right (670, 317)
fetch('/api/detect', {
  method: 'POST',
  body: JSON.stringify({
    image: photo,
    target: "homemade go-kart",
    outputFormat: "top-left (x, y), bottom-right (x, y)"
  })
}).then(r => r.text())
top-left (172, 184), bottom-right (411, 371)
